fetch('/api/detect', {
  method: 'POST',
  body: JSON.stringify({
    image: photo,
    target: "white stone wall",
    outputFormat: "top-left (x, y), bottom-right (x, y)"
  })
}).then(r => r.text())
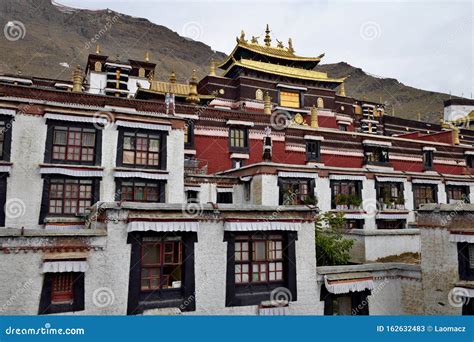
top-left (362, 178), bottom-right (376, 230)
top-left (87, 72), bottom-right (107, 95)
top-left (444, 104), bottom-right (474, 121)
top-left (7, 115), bottom-right (48, 229)
top-left (166, 129), bottom-right (185, 203)
top-left (100, 126), bottom-right (118, 202)
top-left (315, 177), bottom-right (331, 212)
top-left (251, 174), bottom-right (279, 206)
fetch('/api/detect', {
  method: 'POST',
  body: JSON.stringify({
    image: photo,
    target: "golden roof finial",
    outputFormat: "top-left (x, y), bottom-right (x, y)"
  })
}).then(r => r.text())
top-left (209, 58), bottom-right (216, 76)
top-left (338, 82), bottom-right (346, 97)
top-left (311, 105), bottom-right (319, 128)
top-left (145, 51), bottom-right (150, 62)
top-left (276, 39), bottom-right (284, 48)
top-left (237, 30), bottom-right (247, 43)
top-left (169, 71), bottom-right (177, 84)
top-left (263, 92), bottom-right (271, 115)
top-left (186, 69), bottom-right (199, 105)
top-left (264, 24), bottom-right (271, 47)
top-left (95, 44), bottom-right (100, 54)
top-left (288, 38), bottom-right (294, 53)
top-left (72, 65), bottom-right (83, 93)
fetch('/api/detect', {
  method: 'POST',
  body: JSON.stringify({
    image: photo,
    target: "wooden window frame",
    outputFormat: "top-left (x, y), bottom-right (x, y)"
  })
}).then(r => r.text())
top-left (413, 184), bottom-right (437, 209)
top-left (447, 185), bottom-right (470, 204)
top-left (127, 232), bottom-right (197, 315)
top-left (224, 231), bottom-right (297, 307)
top-left (330, 180), bottom-right (363, 209)
top-left (115, 178), bottom-right (165, 203)
top-left (278, 178), bottom-right (315, 205)
top-left (217, 191), bottom-right (233, 204)
top-left (306, 141), bottom-right (321, 162)
top-left (0, 115), bottom-right (13, 162)
top-left (184, 120), bottom-right (195, 149)
top-left (39, 272), bottom-right (85, 314)
top-left (39, 176), bottom-right (100, 223)
top-left (376, 219), bottom-right (406, 229)
top-left (116, 128), bottom-right (167, 170)
top-left (228, 127), bottom-right (249, 153)
top-left (423, 150), bottom-right (434, 170)
top-left (44, 121), bottom-right (102, 166)
top-left (364, 146), bottom-right (389, 166)
top-left (376, 182), bottom-right (404, 208)
top-left (458, 242), bottom-right (474, 281)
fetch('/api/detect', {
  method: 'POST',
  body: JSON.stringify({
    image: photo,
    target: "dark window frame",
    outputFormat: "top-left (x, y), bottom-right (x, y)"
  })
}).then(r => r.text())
top-left (364, 145), bottom-right (389, 165)
top-left (376, 219), bottom-right (406, 229)
top-left (330, 180), bottom-right (363, 209)
top-left (39, 271), bottom-right (85, 315)
top-left (44, 120), bottom-right (102, 166)
top-left (217, 191), bottom-right (233, 204)
top-left (224, 231), bottom-right (297, 307)
top-left (306, 141), bottom-right (321, 162)
top-left (0, 115), bottom-right (13, 162)
top-left (115, 178), bottom-right (165, 203)
top-left (458, 242), bottom-right (474, 281)
top-left (0, 174), bottom-right (7, 226)
top-left (127, 231), bottom-right (197, 315)
top-left (278, 178), bottom-right (316, 205)
top-left (376, 182), bottom-right (405, 209)
top-left (184, 120), bottom-right (195, 149)
top-left (228, 127), bottom-right (249, 153)
top-left (446, 185), bottom-right (470, 204)
top-left (412, 184), bottom-right (437, 209)
top-left (116, 128), bottom-right (167, 170)
top-left (320, 285), bottom-right (370, 316)
top-left (423, 150), bottom-right (434, 170)
top-left (39, 176), bottom-right (100, 223)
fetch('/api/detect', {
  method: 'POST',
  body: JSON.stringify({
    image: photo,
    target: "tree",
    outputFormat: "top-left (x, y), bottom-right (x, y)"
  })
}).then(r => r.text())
top-left (315, 211), bottom-right (354, 266)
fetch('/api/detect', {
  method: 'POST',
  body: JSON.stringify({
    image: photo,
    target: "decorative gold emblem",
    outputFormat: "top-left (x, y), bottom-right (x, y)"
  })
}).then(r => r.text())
top-left (293, 113), bottom-right (304, 125)
top-left (255, 89), bottom-right (263, 101)
top-left (138, 67), bottom-right (145, 78)
top-left (94, 61), bottom-right (102, 72)
top-left (317, 97), bottom-right (324, 108)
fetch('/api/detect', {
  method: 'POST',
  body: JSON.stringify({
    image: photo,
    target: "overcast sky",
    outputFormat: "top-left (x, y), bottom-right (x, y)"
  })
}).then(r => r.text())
top-left (57, 0), bottom-right (473, 97)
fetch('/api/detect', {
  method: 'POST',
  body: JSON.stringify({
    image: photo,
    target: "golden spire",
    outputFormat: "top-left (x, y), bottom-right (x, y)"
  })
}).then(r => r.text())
top-left (169, 71), bottom-right (177, 84)
top-left (209, 58), bottom-right (216, 76)
top-left (72, 65), bottom-right (83, 93)
top-left (186, 69), bottom-right (200, 104)
top-left (417, 112), bottom-right (421, 121)
top-left (95, 44), bottom-right (100, 54)
top-left (237, 30), bottom-right (246, 43)
top-left (288, 38), bottom-right (294, 53)
top-left (338, 82), bottom-right (346, 97)
top-left (264, 24), bottom-right (271, 47)
top-left (145, 51), bottom-right (150, 62)
top-left (453, 126), bottom-right (460, 145)
top-left (311, 105), bottom-right (319, 128)
top-left (263, 92), bottom-right (271, 115)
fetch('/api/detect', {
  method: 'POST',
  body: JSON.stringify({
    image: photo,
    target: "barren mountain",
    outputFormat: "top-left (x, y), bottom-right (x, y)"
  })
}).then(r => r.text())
top-left (0, 0), bottom-right (460, 122)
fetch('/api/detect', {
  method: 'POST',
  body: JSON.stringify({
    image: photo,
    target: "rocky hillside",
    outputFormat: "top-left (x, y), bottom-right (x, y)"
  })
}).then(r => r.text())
top-left (0, 0), bottom-right (459, 122)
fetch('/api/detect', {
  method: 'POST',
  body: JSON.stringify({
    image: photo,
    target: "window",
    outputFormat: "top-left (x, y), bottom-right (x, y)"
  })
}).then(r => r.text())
top-left (330, 180), bottom-right (362, 209)
top-left (279, 178), bottom-right (316, 205)
top-left (229, 127), bottom-right (248, 152)
top-left (376, 182), bottom-right (405, 209)
top-left (217, 191), bottom-right (233, 204)
top-left (127, 232), bottom-right (197, 314)
top-left (364, 146), bottom-right (389, 165)
top-left (423, 150), bottom-right (434, 170)
top-left (52, 127), bottom-right (95, 162)
top-left (48, 178), bottom-right (94, 215)
top-left (345, 219), bottom-right (363, 230)
top-left (186, 190), bottom-right (199, 201)
top-left (458, 243), bottom-right (474, 281)
top-left (232, 159), bottom-right (245, 169)
top-left (184, 121), bottom-right (194, 149)
top-left (141, 239), bottom-right (182, 291)
top-left (225, 232), bottom-right (297, 307)
top-left (0, 116), bottom-right (13, 161)
top-left (49, 125), bottom-right (98, 165)
top-left (447, 185), bottom-right (469, 204)
top-left (39, 272), bottom-right (84, 314)
top-left (279, 91), bottom-right (300, 109)
top-left (376, 219), bottom-right (406, 229)
top-left (234, 234), bottom-right (284, 284)
top-left (338, 124), bottom-right (348, 132)
top-left (466, 155), bottom-right (474, 169)
top-left (413, 184), bottom-right (437, 209)
top-left (119, 180), bottom-right (164, 203)
top-left (0, 175), bottom-right (7, 226)
top-left (306, 141), bottom-right (320, 162)
top-left (321, 287), bottom-right (370, 316)
top-left (117, 129), bottom-right (166, 169)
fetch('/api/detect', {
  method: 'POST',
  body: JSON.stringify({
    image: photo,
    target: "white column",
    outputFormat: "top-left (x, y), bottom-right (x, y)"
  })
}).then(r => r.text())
top-left (362, 178), bottom-right (377, 230)
top-left (437, 183), bottom-right (447, 204)
top-left (404, 181), bottom-right (415, 223)
top-left (315, 177), bottom-right (331, 212)
top-left (166, 129), bottom-right (185, 203)
top-left (101, 126), bottom-right (118, 202)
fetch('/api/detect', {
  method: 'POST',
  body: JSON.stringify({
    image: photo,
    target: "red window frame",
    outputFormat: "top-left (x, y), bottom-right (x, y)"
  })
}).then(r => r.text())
top-left (140, 240), bottom-right (183, 291)
top-left (51, 273), bottom-right (74, 304)
top-left (120, 181), bottom-right (161, 202)
top-left (122, 132), bottom-right (161, 167)
top-left (52, 126), bottom-right (96, 163)
top-left (234, 234), bottom-right (284, 285)
top-left (48, 178), bottom-right (93, 215)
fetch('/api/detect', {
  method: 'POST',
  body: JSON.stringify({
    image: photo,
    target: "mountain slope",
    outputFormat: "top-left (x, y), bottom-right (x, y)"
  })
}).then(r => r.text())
top-left (0, 0), bottom-right (458, 122)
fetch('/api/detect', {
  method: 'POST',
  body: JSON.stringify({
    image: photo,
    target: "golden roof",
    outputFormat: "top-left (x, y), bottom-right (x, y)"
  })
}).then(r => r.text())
top-left (218, 42), bottom-right (324, 69)
top-left (223, 58), bottom-right (345, 83)
top-left (149, 80), bottom-right (190, 96)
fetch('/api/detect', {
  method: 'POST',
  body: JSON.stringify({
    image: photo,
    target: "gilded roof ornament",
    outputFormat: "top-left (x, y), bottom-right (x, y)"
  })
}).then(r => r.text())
top-left (276, 39), bottom-right (284, 49)
top-left (237, 30), bottom-right (247, 43)
top-left (209, 58), bottom-right (217, 76)
top-left (264, 24), bottom-right (271, 47)
top-left (288, 38), bottom-right (294, 54)
top-left (145, 51), bottom-right (150, 62)
top-left (251, 36), bottom-right (259, 44)
top-left (169, 71), bottom-right (177, 84)
top-left (95, 44), bottom-right (100, 54)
